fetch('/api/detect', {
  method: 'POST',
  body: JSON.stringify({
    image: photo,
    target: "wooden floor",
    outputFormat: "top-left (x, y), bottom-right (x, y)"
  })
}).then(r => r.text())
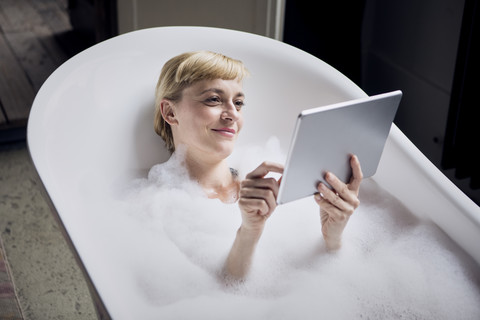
top-left (0, 0), bottom-right (83, 143)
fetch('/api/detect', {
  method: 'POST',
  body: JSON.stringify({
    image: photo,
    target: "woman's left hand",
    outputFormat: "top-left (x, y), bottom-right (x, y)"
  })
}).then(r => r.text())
top-left (314, 155), bottom-right (363, 250)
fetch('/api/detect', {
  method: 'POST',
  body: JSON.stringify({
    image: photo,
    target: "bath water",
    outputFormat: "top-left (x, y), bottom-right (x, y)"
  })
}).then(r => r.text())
top-left (115, 139), bottom-right (480, 320)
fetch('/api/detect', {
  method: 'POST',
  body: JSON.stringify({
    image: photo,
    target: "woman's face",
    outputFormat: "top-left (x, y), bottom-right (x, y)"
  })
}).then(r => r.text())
top-left (169, 78), bottom-right (245, 160)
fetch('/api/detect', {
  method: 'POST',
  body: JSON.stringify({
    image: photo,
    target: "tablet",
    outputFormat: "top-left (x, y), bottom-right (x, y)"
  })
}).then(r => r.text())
top-left (276, 90), bottom-right (403, 205)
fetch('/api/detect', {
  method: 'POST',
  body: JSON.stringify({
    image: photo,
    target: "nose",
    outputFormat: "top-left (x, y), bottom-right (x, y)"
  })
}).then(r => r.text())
top-left (221, 101), bottom-right (240, 122)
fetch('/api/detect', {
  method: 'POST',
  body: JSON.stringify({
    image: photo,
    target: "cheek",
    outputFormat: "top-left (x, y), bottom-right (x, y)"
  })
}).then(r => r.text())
top-left (200, 109), bottom-right (223, 123)
top-left (237, 115), bottom-right (244, 132)
top-left (184, 108), bottom-right (215, 126)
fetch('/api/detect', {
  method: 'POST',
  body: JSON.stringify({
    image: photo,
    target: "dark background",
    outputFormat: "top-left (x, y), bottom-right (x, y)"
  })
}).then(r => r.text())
top-left (283, 0), bottom-right (479, 205)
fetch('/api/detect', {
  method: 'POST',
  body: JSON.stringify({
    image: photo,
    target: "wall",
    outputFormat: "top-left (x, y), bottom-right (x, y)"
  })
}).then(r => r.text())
top-left (116, 0), bottom-right (285, 40)
top-left (361, 0), bottom-right (465, 169)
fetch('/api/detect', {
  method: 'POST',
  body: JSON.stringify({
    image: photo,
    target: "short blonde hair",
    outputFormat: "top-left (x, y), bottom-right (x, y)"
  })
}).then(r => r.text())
top-left (154, 51), bottom-right (249, 153)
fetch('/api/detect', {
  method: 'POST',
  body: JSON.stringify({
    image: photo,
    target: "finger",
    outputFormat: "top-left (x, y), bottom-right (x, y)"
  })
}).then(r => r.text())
top-left (315, 194), bottom-right (329, 224)
top-left (241, 177), bottom-right (280, 197)
top-left (348, 155), bottom-right (363, 192)
top-left (246, 161), bottom-right (284, 179)
top-left (240, 187), bottom-right (277, 216)
top-left (240, 186), bottom-right (275, 202)
top-left (315, 194), bottom-right (350, 221)
top-left (239, 193), bottom-right (276, 217)
top-left (323, 172), bottom-right (357, 206)
top-left (238, 198), bottom-right (269, 216)
top-left (317, 182), bottom-right (354, 213)
top-left (263, 193), bottom-right (277, 216)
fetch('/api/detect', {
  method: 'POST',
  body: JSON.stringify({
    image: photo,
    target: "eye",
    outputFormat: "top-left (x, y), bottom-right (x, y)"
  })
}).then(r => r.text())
top-left (234, 99), bottom-right (245, 110)
top-left (204, 96), bottom-right (221, 106)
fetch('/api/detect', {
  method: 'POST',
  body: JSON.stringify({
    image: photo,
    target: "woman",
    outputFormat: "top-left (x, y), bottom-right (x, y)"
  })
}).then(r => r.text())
top-left (154, 51), bottom-right (362, 279)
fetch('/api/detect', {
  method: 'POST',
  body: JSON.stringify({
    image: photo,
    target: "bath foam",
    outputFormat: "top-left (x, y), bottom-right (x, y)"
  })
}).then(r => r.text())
top-left (118, 141), bottom-right (480, 320)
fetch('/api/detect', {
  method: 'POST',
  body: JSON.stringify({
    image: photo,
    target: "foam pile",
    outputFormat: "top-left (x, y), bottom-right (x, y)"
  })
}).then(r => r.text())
top-left (113, 141), bottom-right (480, 319)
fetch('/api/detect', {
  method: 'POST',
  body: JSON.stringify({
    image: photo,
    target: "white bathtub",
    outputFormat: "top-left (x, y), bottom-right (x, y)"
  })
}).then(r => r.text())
top-left (27, 27), bottom-right (480, 319)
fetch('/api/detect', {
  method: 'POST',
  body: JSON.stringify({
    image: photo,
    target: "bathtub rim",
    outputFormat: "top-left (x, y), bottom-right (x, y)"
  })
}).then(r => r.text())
top-left (374, 124), bottom-right (480, 266)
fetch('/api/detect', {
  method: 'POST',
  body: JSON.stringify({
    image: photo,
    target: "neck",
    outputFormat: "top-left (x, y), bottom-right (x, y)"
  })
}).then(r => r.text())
top-left (180, 147), bottom-right (239, 203)
top-left (185, 153), bottom-right (230, 188)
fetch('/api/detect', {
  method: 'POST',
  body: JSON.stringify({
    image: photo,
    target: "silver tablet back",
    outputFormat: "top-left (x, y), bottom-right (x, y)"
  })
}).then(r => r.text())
top-left (277, 90), bottom-right (403, 205)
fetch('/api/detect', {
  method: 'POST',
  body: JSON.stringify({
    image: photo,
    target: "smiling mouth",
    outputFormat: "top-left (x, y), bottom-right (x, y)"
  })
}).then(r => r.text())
top-left (212, 128), bottom-right (236, 134)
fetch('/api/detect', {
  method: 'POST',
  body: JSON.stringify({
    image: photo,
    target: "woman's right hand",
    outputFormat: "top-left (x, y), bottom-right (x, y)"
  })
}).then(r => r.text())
top-left (226, 162), bottom-right (284, 279)
top-left (238, 161), bottom-right (284, 233)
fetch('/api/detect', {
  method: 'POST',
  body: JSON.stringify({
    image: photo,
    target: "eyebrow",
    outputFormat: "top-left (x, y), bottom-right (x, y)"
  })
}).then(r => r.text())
top-left (199, 88), bottom-right (245, 98)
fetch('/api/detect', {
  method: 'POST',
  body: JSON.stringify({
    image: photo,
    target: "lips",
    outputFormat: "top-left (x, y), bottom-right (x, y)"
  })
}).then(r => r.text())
top-left (213, 127), bottom-right (236, 134)
top-left (212, 127), bottom-right (236, 137)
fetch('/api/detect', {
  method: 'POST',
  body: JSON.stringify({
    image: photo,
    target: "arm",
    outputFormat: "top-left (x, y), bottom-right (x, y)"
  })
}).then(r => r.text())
top-left (225, 161), bottom-right (283, 279)
top-left (315, 155), bottom-right (363, 250)
top-left (224, 225), bottom-right (263, 279)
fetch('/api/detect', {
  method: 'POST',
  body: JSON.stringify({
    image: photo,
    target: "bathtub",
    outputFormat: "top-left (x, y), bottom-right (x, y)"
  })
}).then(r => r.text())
top-left (27, 27), bottom-right (480, 319)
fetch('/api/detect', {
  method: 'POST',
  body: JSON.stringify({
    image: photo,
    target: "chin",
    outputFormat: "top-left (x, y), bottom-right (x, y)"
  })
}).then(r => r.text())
top-left (217, 148), bottom-right (235, 160)
top-left (212, 144), bottom-right (235, 159)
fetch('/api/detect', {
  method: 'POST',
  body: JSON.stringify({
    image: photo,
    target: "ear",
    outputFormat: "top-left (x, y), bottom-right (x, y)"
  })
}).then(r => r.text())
top-left (160, 99), bottom-right (178, 125)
